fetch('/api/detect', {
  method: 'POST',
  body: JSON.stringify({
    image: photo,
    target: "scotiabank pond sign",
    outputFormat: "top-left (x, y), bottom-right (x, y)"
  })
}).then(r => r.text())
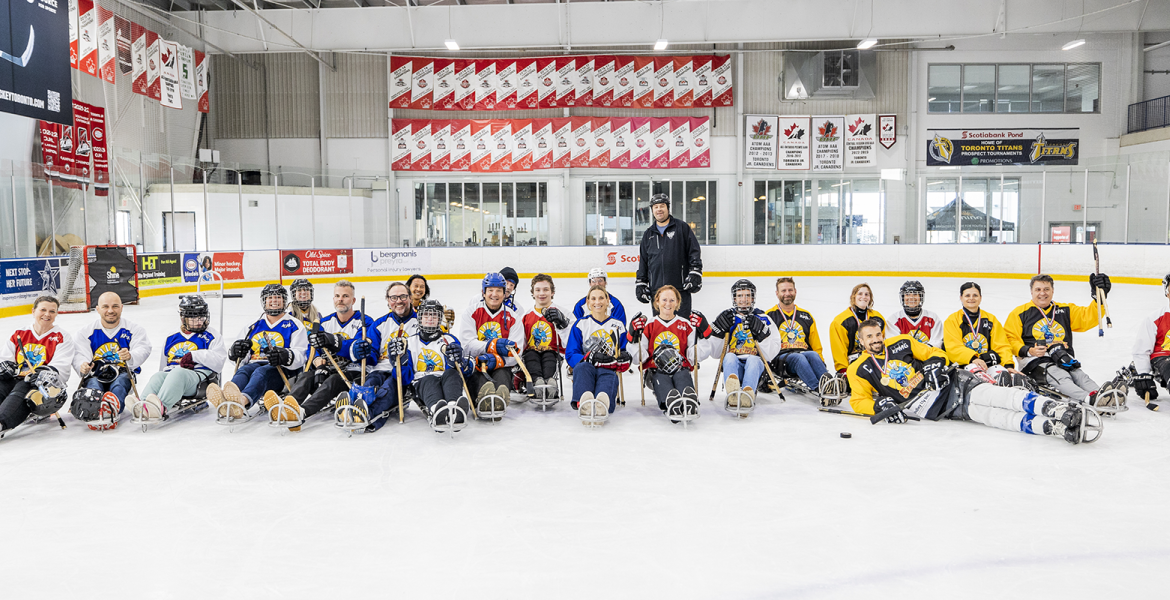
top-left (355, 248), bottom-right (432, 276)
top-left (926, 128), bottom-right (1079, 167)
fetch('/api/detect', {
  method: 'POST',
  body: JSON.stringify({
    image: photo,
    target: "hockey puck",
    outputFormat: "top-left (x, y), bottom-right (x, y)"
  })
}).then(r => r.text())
top-left (840, 432), bottom-right (852, 439)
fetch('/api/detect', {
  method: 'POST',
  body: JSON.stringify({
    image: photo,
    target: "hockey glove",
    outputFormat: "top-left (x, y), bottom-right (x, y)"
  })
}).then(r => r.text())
top-left (350, 339), bottom-right (374, 362)
top-left (635, 280), bottom-right (652, 304)
top-left (444, 344), bottom-right (465, 368)
top-left (308, 331), bottom-right (339, 352)
top-left (543, 306), bottom-right (570, 330)
top-left (874, 398), bottom-right (907, 424)
top-left (711, 309), bottom-right (737, 337)
top-left (268, 347), bottom-right (294, 367)
top-left (689, 311), bottom-right (712, 339)
top-left (178, 352), bottom-right (196, 370)
top-left (682, 270), bottom-right (703, 293)
top-left (478, 354), bottom-right (499, 371)
top-left (1133, 372), bottom-right (1159, 400)
top-left (492, 338), bottom-right (517, 357)
top-left (443, 308), bottom-right (456, 329)
top-left (603, 350), bottom-right (633, 373)
top-left (1046, 344), bottom-right (1080, 371)
top-left (588, 350), bottom-right (619, 369)
top-left (978, 352), bottom-right (1000, 367)
top-left (385, 337), bottom-right (407, 359)
top-left (1089, 272), bottom-right (1112, 299)
top-left (747, 314), bottom-right (771, 341)
top-left (0, 360), bottom-right (17, 381)
top-left (228, 340), bottom-right (252, 361)
top-left (628, 312), bottom-right (647, 343)
top-left (921, 359), bottom-right (948, 390)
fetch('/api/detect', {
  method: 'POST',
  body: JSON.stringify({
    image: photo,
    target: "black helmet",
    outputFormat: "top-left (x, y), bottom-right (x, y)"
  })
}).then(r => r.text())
top-left (289, 279), bottom-right (314, 311)
top-left (418, 300), bottom-right (445, 340)
top-left (650, 193), bottom-right (670, 207)
top-left (731, 279), bottom-right (756, 313)
top-left (899, 280), bottom-right (925, 317)
top-left (178, 295), bottom-right (210, 333)
top-left (260, 284), bottom-right (289, 317)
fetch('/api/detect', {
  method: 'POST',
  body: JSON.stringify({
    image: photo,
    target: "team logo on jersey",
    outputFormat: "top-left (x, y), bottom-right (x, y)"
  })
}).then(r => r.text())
top-left (528, 321), bottom-right (554, 350)
top-left (250, 331), bottom-right (284, 356)
top-left (92, 341), bottom-right (124, 364)
top-left (885, 360), bottom-right (915, 387)
top-left (778, 321), bottom-right (807, 350)
top-left (962, 333), bottom-right (989, 354)
top-left (167, 340), bottom-right (199, 364)
top-left (478, 321), bottom-right (503, 342)
top-left (908, 330), bottom-right (930, 345)
top-left (653, 330), bottom-right (682, 352)
top-left (16, 343), bottom-right (46, 370)
top-left (730, 323), bottom-right (758, 354)
top-left (1031, 320), bottom-right (1066, 344)
top-left (415, 348), bottom-right (445, 373)
top-left (1163, 330), bottom-right (1170, 351)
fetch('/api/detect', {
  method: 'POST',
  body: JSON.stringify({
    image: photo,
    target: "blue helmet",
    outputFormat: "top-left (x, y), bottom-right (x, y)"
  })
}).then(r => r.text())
top-left (482, 272), bottom-right (507, 294)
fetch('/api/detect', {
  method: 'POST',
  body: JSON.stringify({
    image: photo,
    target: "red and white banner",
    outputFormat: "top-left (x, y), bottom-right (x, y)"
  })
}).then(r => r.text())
top-left (59, 121), bottom-right (76, 181)
top-left (512, 119), bottom-right (533, 171)
top-left (570, 117), bottom-right (591, 169)
top-left (90, 105), bottom-right (109, 195)
top-left (97, 4), bottom-right (116, 84)
top-left (536, 58), bottom-right (556, 109)
top-left (389, 56), bottom-right (411, 109)
top-left (592, 56), bottom-right (615, 108)
top-left (610, 117), bottom-right (631, 168)
top-left (114, 16), bottom-right (132, 75)
top-left (474, 61), bottom-right (497, 111)
top-left (693, 56), bottom-right (713, 107)
top-left (516, 58), bottom-right (538, 109)
top-left (450, 120), bottom-right (472, 171)
top-left (431, 120), bottom-right (451, 171)
top-left (712, 55), bottom-right (733, 106)
top-left (690, 116), bottom-right (710, 168)
top-left (281, 250), bottom-right (352, 277)
top-left (551, 118), bottom-right (571, 169)
top-left (574, 56), bottom-right (594, 108)
top-left (490, 120), bottom-right (512, 172)
top-left (212, 253), bottom-right (245, 280)
top-left (648, 117), bottom-right (670, 169)
top-left (411, 57), bottom-right (434, 110)
top-left (532, 119), bottom-right (553, 170)
top-left (146, 30), bottom-right (161, 101)
top-left (410, 120), bottom-right (433, 171)
top-left (590, 117), bottom-right (613, 168)
top-left (556, 57), bottom-right (575, 107)
top-left (72, 101), bottom-right (92, 184)
top-left (879, 114), bottom-right (897, 149)
top-left (131, 23), bottom-right (147, 95)
top-left (469, 120), bottom-right (492, 172)
top-left (496, 60), bottom-right (518, 109)
top-left (77, 0), bottom-right (98, 77)
top-left (613, 56), bottom-right (634, 108)
top-left (628, 117), bottom-right (651, 169)
top-left (158, 40), bottom-right (182, 109)
top-left (632, 57), bottom-right (654, 109)
top-left (453, 59), bottom-right (476, 110)
top-left (391, 119), bottom-right (411, 171)
top-left (653, 57), bottom-right (674, 109)
top-left (673, 57), bottom-right (694, 108)
top-left (195, 51), bottom-right (209, 113)
top-left (39, 122), bottom-right (60, 179)
top-left (669, 117), bottom-right (690, 168)
top-left (69, 0), bottom-right (79, 70)
top-left (433, 59), bottom-right (455, 110)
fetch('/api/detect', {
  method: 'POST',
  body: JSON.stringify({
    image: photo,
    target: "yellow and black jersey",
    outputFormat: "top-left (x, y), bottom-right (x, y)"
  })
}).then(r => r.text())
top-left (942, 309), bottom-right (1014, 368)
top-left (1004, 301), bottom-right (1098, 369)
top-left (829, 307), bottom-right (887, 372)
top-left (766, 304), bottom-right (824, 361)
top-left (846, 334), bottom-right (946, 415)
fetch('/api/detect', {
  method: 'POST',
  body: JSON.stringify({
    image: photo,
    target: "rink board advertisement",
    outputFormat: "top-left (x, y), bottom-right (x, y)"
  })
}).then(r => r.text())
top-left (281, 249), bottom-right (352, 277)
top-left (926, 128), bottom-right (1080, 166)
top-left (356, 248), bottom-right (432, 277)
top-left (0, 257), bottom-right (69, 300)
top-left (136, 253), bottom-right (182, 286)
top-left (0, 0), bottom-right (74, 124)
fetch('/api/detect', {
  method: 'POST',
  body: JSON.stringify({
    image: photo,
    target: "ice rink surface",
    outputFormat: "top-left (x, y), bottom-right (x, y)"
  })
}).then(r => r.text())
top-left (2, 275), bottom-right (1169, 599)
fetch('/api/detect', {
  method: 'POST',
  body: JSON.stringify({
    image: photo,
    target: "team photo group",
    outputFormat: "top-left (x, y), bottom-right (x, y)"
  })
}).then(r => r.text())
top-left (2, 194), bottom-right (1168, 444)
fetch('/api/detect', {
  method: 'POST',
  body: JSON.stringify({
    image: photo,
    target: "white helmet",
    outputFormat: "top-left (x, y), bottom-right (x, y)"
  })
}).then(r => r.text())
top-left (588, 268), bottom-right (608, 281)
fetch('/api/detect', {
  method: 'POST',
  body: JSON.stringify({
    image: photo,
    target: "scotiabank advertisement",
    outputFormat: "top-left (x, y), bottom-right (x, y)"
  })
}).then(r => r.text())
top-left (603, 248), bottom-right (639, 273)
top-left (281, 249), bottom-right (353, 277)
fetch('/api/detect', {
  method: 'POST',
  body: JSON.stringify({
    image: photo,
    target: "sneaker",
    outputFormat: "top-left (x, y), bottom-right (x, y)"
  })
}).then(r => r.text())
top-left (741, 387), bottom-right (755, 410)
top-left (264, 391), bottom-right (302, 425)
top-left (135, 393), bottom-right (166, 420)
top-left (496, 383), bottom-right (512, 403)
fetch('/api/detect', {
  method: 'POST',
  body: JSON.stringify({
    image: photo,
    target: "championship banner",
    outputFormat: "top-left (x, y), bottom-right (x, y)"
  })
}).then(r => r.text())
top-left (512, 119), bottom-right (533, 171)
top-left (430, 119), bottom-right (450, 171)
top-left (569, 116), bottom-right (591, 169)
top-left (811, 116), bottom-right (844, 172)
top-left (648, 117), bottom-right (670, 169)
top-left (490, 120), bottom-right (512, 172)
top-left (532, 118), bottom-right (553, 170)
top-left (711, 55), bottom-right (733, 106)
top-left (2, 0), bottom-right (73, 124)
top-left (145, 30), bottom-right (160, 100)
top-left (69, 0), bottom-right (78, 70)
top-left (777, 116), bottom-right (811, 170)
top-left (610, 117), bottom-right (631, 168)
top-left (388, 55), bottom-right (411, 109)
top-left (178, 44), bottom-right (196, 100)
top-left (410, 120), bottom-right (432, 172)
top-left (137, 253), bottom-right (182, 286)
top-left (673, 57), bottom-right (694, 108)
top-left (555, 56), bottom-right (575, 107)
top-left (515, 58), bottom-right (537, 109)
top-left (925, 128), bottom-right (1080, 167)
top-left (281, 249), bottom-right (352, 278)
top-left (693, 56), bottom-right (713, 107)
top-left (390, 119), bottom-right (411, 171)
top-left (496, 59), bottom-right (517, 109)
top-left (536, 57), bottom-right (556, 109)
top-left (469, 120), bottom-right (492, 172)
top-left (879, 114), bottom-right (897, 149)
top-left (593, 55), bottom-right (615, 108)
top-left (96, 3), bottom-right (115, 84)
top-left (158, 40), bottom-right (181, 109)
top-left (432, 58), bottom-right (455, 110)
top-left (632, 57), bottom-right (654, 108)
top-left (453, 59), bottom-right (475, 110)
top-left (474, 60), bottom-right (496, 111)
top-left (59, 120), bottom-right (75, 181)
top-left (653, 57), bottom-right (674, 108)
top-left (195, 51), bottom-right (208, 113)
top-left (77, 0), bottom-right (97, 77)
top-left (39, 121), bottom-right (59, 179)
top-left (745, 115), bottom-right (778, 169)
top-left (551, 117), bottom-right (570, 169)
top-left (130, 22), bottom-right (146, 95)
top-left (114, 16), bottom-right (131, 75)
top-left (72, 100), bottom-right (92, 184)
top-left (668, 117), bottom-right (690, 169)
top-left (410, 57), bottom-right (433, 110)
top-left (628, 117), bottom-right (651, 169)
top-left (589, 117), bottom-right (612, 168)
top-left (90, 105), bottom-right (109, 195)
top-left (574, 56), bottom-right (594, 107)
top-left (845, 114), bottom-right (877, 168)
top-left (614, 56), bottom-right (634, 108)
top-left (689, 116), bottom-right (711, 168)
top-left (449, 119), bottom-right (471, 171)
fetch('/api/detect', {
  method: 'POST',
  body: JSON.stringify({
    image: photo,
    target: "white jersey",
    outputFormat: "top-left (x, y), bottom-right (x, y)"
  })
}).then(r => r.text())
top-left (234, 314), bottom-right (309, 371)
top-left (2, 323), bottom-right (77, 386)
top-left (1132, 308), bottom-right (1170, 374)
top-left (888, 309), bottom-right (944, 348)
top-left (157, 327), bottom-right (227, 374)
top-left (72, 317), bottom-right (153, 377)
top-left (408, 333), bottom-right (463, 381)
top-left (458, 298), bottom-right (523, 367)
top-left (371, 310), bottom-right (419, 373)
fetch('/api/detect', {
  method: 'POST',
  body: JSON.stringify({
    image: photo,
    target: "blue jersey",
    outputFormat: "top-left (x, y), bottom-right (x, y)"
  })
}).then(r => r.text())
top-left (565, 315), bottom-right (628, 369)
top-left (160, 328), bottom-right (227, 374)
top-left (572, 293), bottom-right (627, 326)
top-left (320, 310), bottom-right (380, 369)
top-left (74, 317), bottom-right (152, 375)
top-left (236, 315), bottom-right (309, 370)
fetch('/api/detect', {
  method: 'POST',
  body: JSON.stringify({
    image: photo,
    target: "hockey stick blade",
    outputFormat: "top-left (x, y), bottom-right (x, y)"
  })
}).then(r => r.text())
top-left (869, 400), bottom-right (921, 425)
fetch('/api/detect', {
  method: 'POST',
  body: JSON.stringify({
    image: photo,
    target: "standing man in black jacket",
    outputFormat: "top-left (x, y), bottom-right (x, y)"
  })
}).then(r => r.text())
top-left (635, 194), bottom-right (703, 317)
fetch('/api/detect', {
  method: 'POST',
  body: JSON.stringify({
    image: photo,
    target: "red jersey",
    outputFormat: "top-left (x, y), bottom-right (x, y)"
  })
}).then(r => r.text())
top-left (1, 325), bottom-right (78, 385)
top-left (890, 308), bottom-right (943, 347)
top-left (522, 304), bottom-right (570, 353)
top-left (637, 315), bottom-right (700, 370)
top-left (457, 298), bottom-right (523, 365)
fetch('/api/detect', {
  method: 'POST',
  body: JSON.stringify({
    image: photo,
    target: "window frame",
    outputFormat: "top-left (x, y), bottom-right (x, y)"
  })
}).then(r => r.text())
top-left (926, 62), bottom-right (1101, 115)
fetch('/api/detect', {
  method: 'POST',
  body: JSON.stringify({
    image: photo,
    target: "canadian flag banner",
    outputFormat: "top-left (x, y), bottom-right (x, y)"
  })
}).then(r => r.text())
top-left (385, 116), bottom-right (707, 172)
top-left (474, 61), bottom-right (497, 111)
top-left (555, 57), bottom-right (576, 107)
top-left (388, 56), bottom-right (412, 109)
top-left (653, 57), bottom-right (675, 109)
top-left (673, 57), bottom-right (694, 108)
top-left (536, 58), bottom-right (557, 109)
top-left (433, 59), bottom-right (456, 110)
top-left (130, 23), bottom-right (147, 95)
top-left (411, 57), bottom-right (435, 110)
top-left (145, 30), bottom-right (161, 101)
top-left (613, 57), bottom-right (635, 108)
top-left (515, 59), bottom-right (538, 109)
top-left (195, 51), bottom-right (209, 113)
top-left (693, 56), bottom-right (713, 107)
top-left (453, 60), bottom-right (476, 110)
top-left (574, 56), bottom-right (594, 107)
top-left (632, 57), bottom-right (655, 109)
top-left (496, 60), bottom-right (518, 110)
top-left (77, 0), bottom-right (98, 77)
top-left (97, 3), bottom-right (116, 84)
top-left (592, 56), bottom-right (616, 108)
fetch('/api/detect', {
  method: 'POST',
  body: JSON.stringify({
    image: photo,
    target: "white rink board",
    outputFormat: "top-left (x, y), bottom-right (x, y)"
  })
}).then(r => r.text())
top-left (1, 275), bottom-right (1169, 599)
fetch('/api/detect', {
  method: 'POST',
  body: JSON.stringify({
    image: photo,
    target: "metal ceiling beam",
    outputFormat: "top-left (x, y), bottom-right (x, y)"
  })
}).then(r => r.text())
top-left (114, 0), bottom-right (258, 69)
top-left (227, 0), bottom-right (337, 70)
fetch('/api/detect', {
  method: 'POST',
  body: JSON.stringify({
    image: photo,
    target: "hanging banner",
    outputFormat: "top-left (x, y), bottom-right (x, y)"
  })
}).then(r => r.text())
top-left (474, 60), bottom-right (496, 111)
top-left (39, 122), bottom-right (60, 179)
top-left (432, 58), bottom-right (455, 110)
top-left (195, 51), bottom-right (209, 113)
top-left (114, 16), bottom-right (131, 75)
top-left (574, 56), bottom-right (594, 107)
top-left (925, 128), bottom-right (1080, 167)
top-left (512, 119), bottom-right (533, 171)
top-left (879, 114), bottom-right (897, 149)
top-left (59, 120), bottom-right (76, 181)
top-left (69, 0), bottom-right (79, 70)
top-left (178, 44), bottom-right (196, 100)
top-left (593, 55), bottom-right (615, 108)
top-left (693, 56), bottom-right (713, 107)
top-left (158, 40), bottom-right (181, 109)
top-left (72, 100), bottom-right (92, 184)
top-left (632, 57), bottom-right (654, 109)
top-left (388, 55), bottom-right (411, 109)
top-left (745, 115), bottom-right (778, 169)
top-left (689, 116), bottom-right (710, 168)
top-left (145, 30), bottom-right (160, 101)
top-left (490, 120), bottom-right (512, 172)
top-left (628, 117), bottom-right (651, 169)
top-left (589, 117), bottom-right (612, 168)
top-left (130, 23), bottom-right (146, 95)
top-left (410, 120), bottom-right (432, 172)
top-left (532, 119), bottom-right (553, 170)
top-left (712, 55), bottom-right (733, 106)
top-left (610, 117), bottom-right (631, 168)
top-left (410, 57), bottom-right (434, 110)
top-left (469, 120), bottom-right (492, 172)
top-left (551, 117), bottom-right (571, 169)
top-left (430, 119), bottom-right (451, 171)
top-left (90, 105), bottom-right (109, 195)
top-left (496, 59), bottom-right (518, 109)
top-left (613, 56), bottom-right (634, 108)
top-left (811, 116), bottom-right (844, 172)
top-left (845, 114), bottom-right (877, 168)
top-left (536, 57), bottom-right (556, 109)
top-left (569, 117), bottom-right (591, 169)
top-left (1, 0), bottom-right (74, 124)
top-left (97, 4), bottom-right (115, 84)
top-left (653, 57), bottom-right (675, 109)
top-left (673, 57), bottom-right (694, 108)
top-left (77, 0), bottom-right (98, 77)
top-left (668, 117), bottom-right (690, 169)
top-left (555, 56), bottom-right (575, 107)
top-left (515, 58), bottom-right (538, 109)
top-left (777, 116), bottom-right (812, 170)
top-left (453, 59), bottom-right (475, 110)
top-left (648, 117), bottom-right (671, 169)
top-left (449, 120), bottom-right (471, 171)
top-left (390, 119), bottom-right (411, 171)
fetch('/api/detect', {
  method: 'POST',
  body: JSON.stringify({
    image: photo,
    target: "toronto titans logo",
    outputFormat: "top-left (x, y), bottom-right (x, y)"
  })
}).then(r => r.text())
top-left (528, 321), bottom-right (553, 349)
top-left (778, 321), bottom-right (807, 349)
top-left (1031, 321), bottom-right (1066, 344)
top-left (887, 361), bottom-right (914, 386)
top-left (479, 321), bottom-right (503, 342)
top-left (18, 343), bottom-right (47, 370)
top-left (416, 348), bottom-right (445, 373)
top-left (251, 331), bottom-right (284, 356)
top-left (653, 330), bottom-right (681, 352)
top-left (962, 333), bottom-right (989, 353)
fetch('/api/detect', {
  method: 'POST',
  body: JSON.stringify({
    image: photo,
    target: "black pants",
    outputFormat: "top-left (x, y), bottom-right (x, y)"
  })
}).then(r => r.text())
top-left (651, 370), bottom-right (694, 410)
top-left (1153, 356), bottom-right (1170, 388)
top-left (413, 369), bottom-right (466, 411)
top-left (470, 367), bottom-right (511, 398)
top-left (0, 378), bottom-right (35, 431)
top-left (522, 349), bottom-right (559, 380)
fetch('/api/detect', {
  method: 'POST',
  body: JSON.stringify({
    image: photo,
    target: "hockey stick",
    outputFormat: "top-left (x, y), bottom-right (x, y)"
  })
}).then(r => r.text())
top-left (443, 340), bottom-right (478, 419)
top-left (613, 331), bottom-right (626, 407)
top-left (760, 355), bottom-right (783, 401)
top-left (817, 405), bottom-right (921, 422)
top-left (15, 337), bottom-right (66, 430)
top-left (709, 333), bottom-right (730, 402)
top-left (360, 298), bottom-right (368, 386)
top-left (1146, 391), bottom-right (1160, 412)
top-left (395, 323), bottom-right (406, 424)
top-left (868, 397), bottom-right (922, 424)
top-left (509, 346), bottom-right (535, 398)
top-left (636, 338), bottom-right (645, 407)
top-left (1092, 240), bottom-right (1111, 335)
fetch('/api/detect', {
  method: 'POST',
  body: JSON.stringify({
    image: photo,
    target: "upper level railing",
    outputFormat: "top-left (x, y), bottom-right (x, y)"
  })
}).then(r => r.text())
top-left (1128, 94), bottom-right (1170, 134)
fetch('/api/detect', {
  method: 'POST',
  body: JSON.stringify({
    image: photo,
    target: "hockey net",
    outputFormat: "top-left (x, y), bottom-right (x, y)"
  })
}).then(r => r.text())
top-left (56, 245), bottom-right (140, 314)
top-left (57, 246), bottom-right (91, 314)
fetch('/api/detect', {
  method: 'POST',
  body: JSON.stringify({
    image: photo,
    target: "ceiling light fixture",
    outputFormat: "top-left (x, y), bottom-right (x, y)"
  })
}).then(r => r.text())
top-left (1062, 39), bottom-right (1085, 51)
top-left (654, 39), bottom-right (669, 51)
top-left (444, 39), bottom-right (460, 51)
top-left (857, 39), bottom-right (878, 50)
